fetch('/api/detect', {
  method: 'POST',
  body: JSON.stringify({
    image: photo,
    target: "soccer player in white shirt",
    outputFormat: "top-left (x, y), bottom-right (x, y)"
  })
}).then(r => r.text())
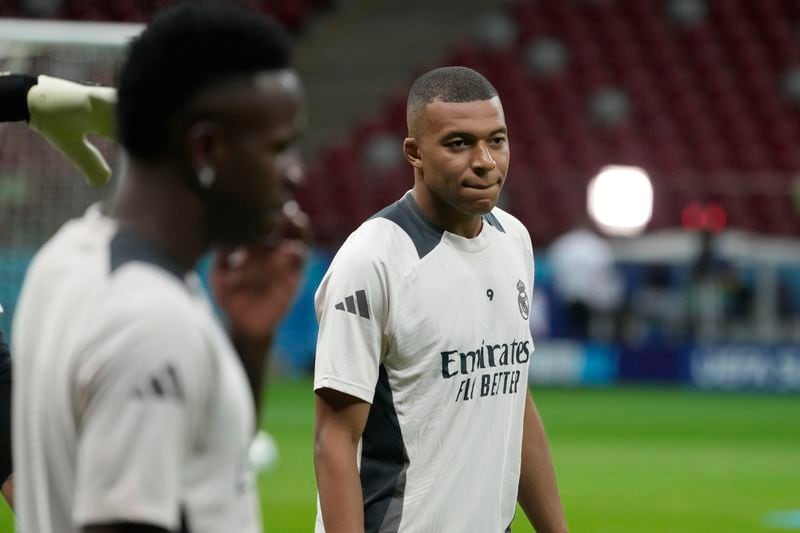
top-left (313, 67), bottom-right (568, 532)
top-left (12, 4), bottom-right (307, 533)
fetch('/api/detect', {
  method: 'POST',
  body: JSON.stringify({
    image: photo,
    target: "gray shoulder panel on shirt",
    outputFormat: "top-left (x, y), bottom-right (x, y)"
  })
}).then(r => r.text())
top-left (370, 194), bottom-right (444, 259)
top-left (371, 193), bottom-right (507, 257)
top-left (484, 210), bottom-right (506, 233)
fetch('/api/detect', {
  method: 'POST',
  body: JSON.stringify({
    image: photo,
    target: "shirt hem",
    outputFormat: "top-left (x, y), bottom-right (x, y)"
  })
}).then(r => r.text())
top-left (314, 375), bottom-right (375, 404)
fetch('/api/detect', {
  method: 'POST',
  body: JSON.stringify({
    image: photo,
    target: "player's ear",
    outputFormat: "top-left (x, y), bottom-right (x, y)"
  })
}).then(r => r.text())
top-left (186, 120), bottom-right (225, 175)
top-left (403, 137), bottom-right (423, 169)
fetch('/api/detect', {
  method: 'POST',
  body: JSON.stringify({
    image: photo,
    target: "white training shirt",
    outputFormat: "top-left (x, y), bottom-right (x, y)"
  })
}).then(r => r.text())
top-left (12, 205), bottom-right (261, 533)
top-left (314, 192), bottom-right (535, 533)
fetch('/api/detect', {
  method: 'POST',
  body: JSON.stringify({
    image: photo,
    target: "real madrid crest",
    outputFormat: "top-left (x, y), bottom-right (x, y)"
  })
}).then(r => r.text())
top-left (516, 280), bottom-right (529, 320)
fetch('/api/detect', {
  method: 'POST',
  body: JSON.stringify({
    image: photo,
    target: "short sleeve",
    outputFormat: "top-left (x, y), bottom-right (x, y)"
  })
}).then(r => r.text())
top-left (313, 232), bottom-right (390, 404)
top-left (72, 298), bottom-right (211, 529)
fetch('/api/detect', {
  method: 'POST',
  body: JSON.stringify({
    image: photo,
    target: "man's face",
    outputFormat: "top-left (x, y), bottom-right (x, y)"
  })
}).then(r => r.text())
top-left (408, 97), bottom-right (509, 218)
top-left (206, 70), bottom-right (305, 245)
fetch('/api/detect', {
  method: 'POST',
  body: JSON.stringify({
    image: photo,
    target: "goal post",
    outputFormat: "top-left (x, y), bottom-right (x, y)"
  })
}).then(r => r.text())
top-left (0, 18), bottom-right (142, 334)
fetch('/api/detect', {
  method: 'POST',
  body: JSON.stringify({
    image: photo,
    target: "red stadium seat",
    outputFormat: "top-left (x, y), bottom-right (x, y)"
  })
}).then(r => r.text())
top-left (303, 0), bottom-right (800, 244)
top-left (54, 0), bottom-right (324, 32)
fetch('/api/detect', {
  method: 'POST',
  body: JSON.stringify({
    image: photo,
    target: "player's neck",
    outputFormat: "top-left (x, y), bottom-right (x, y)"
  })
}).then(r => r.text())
top-left (411, 187), bottom-right (483, 239)
top-left (109, 163), bottom-right (210, 272)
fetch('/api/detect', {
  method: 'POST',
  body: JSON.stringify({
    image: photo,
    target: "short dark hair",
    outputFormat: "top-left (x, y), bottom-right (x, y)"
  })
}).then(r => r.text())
top-left (118, 2), bottom-right (292, 160)
top-left (406, 66), bottom-right (498, 125)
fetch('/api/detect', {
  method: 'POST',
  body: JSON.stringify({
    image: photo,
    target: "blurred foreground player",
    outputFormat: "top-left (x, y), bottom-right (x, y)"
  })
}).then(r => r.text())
top-left (12, 4), bottom-right (306, 533)
top-left (313, 67), bottom-right (567, 532)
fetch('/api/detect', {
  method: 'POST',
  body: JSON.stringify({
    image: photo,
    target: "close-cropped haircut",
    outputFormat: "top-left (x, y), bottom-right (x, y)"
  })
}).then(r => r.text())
top-left (406, 66), bottom-right (498, 127)
top-left (118, 2), bottom-right (292, 160)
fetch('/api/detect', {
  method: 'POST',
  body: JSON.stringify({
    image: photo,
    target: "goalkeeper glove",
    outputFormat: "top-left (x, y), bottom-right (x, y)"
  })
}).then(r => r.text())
top-left (27, 75), bottom-right (117, 187)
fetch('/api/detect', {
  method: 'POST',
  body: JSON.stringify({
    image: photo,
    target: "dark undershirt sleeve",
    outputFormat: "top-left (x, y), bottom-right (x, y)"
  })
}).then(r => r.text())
top-left (0, 74), bottom-right (37, 123)
top-left (0, 329), bottom-right (12, 482)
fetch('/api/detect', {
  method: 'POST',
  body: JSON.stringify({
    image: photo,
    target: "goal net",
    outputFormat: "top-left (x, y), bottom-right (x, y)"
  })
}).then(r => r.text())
top-left (0, 18), bottom-right (142, 334)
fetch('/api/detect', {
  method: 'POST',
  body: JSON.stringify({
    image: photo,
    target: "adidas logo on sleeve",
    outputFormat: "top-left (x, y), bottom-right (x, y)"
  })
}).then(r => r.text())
top-left (132, 363), bottom-right (185, 401)
top-left (334, 289), bottom-right (370, 319)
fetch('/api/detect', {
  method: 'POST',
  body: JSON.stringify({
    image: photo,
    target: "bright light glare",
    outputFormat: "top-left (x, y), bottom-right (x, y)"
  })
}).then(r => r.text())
top-left (587, 165), bottom-right (653, 237)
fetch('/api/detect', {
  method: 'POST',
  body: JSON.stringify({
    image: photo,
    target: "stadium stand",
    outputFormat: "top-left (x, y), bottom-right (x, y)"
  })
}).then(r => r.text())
top-left (1, 0), bottom-right (334, 31)
top-left (300, 0), bottom-right (800, 246)
top-left (0, 0), bottom-right (797, 370)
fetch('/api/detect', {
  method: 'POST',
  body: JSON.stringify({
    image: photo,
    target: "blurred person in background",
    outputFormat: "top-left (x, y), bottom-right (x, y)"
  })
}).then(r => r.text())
top-left (313, 66), bottom-right (567, 533)
top-left (529, 288), bottom-right (551, 340)
top-left (687, 229), bottom-right (727, 341)
top-left (548, 223), bottom-right (623, 341)
top-left (11, 4), bottom-right (308, 532)
top-left (627, 264), bottom-right (686, 345)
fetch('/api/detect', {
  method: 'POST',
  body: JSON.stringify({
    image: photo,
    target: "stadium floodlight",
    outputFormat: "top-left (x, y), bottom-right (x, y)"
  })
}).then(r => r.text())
top-left (587, 165), bottom-right (653, 237)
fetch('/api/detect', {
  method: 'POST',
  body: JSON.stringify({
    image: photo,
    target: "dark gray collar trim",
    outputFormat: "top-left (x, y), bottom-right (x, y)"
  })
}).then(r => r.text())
top-left (399, 192), bottom-right (445, 235)
top-left (110, 228), bottom-right (187, 280)
top-left (372, 192), bottom-right (505, 257)
top-left (483, 210), bottom-right (506, 233)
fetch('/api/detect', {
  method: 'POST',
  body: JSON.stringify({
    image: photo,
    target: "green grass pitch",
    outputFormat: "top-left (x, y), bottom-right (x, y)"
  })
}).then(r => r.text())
top-left (1, 381), bottom-right (798, 532)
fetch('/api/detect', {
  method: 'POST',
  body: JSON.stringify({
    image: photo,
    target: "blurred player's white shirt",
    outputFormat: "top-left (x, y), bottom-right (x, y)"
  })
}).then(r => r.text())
top-left (314, 192), bottom-right (535, 533)
top-left (12, 205), bottom-right (261, 533)
top-left (548, 227), bottom-right (622, 311)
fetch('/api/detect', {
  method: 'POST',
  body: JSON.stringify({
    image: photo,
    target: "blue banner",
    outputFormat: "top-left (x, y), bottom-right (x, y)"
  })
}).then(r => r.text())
top-left (528, 340), bottom-right (619, 386)
top-left (685, 344), bottom-right (800, 392)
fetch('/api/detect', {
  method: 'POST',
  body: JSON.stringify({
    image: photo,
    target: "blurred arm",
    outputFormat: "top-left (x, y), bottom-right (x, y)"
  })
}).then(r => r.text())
top-left (212, 208), bottom-right (310, 420)
top-left (518, 391), bottom-right (569, 533)
top-left (0, 74), bottom-right (37, 121)
top-left (213, 238), bottom-right (308, 420)
top-left (1, 474), bottom-right (12, 510)
top-left (228, 329), bottom-right (274, 420)
top-left (314, 387), bottom-right (370, 533)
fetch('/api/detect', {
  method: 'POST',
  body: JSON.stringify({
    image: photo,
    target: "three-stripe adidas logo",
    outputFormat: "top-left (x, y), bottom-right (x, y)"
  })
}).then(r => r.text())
top-left (335, 289), bottom-right (370, 319)
top-left (132, 363), bottom-right (185, 401)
